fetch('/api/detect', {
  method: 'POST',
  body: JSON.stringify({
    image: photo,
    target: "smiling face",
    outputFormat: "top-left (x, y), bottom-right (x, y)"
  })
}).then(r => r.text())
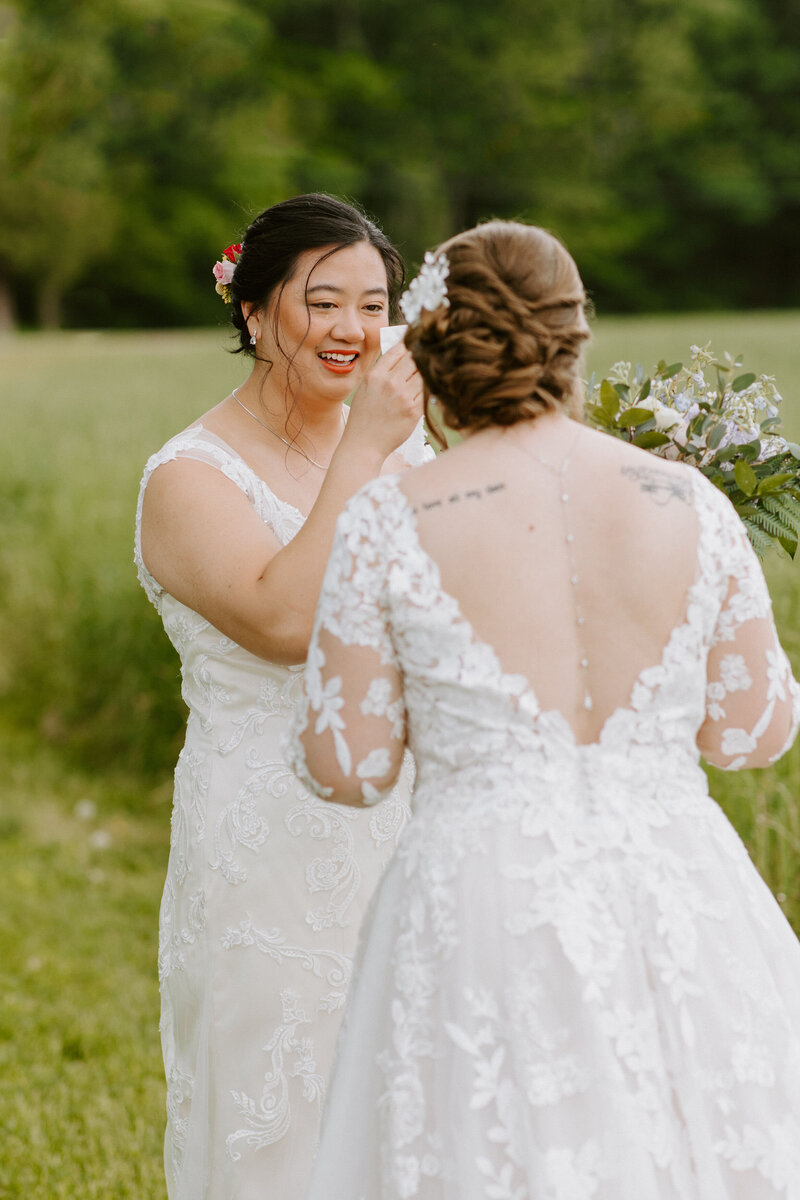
top-left (253, 241), bottom-right (390, 406)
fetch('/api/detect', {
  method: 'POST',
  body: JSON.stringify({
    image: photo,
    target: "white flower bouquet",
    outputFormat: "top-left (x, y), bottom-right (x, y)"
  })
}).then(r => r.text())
top-left (585, 344), bottom-right (800, 559)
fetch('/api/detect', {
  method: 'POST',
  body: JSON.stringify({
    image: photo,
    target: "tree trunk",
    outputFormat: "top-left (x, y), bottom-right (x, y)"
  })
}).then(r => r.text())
top-left (38, 279), bottom-right (63, 329)
top-left (0, 277), bottom-right (16, 331)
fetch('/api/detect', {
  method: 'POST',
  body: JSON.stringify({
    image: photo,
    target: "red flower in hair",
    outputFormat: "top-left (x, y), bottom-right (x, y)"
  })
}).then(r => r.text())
top-left (223, 244), bottom-right (242, 263)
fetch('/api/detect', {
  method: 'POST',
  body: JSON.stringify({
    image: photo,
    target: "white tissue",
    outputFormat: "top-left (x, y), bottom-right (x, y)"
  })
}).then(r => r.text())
top-left (380, 325), bottom-right (408, 353)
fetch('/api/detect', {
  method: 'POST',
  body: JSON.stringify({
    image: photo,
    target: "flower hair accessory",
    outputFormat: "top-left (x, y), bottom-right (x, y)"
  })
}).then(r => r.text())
top-left (399, 251), bottom-right (450, 324)
top-left (212, 243), bottom-right (242, 303)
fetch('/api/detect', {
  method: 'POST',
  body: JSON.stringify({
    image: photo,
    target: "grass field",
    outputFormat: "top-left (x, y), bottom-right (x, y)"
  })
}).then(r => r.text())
top-left (1, 315), bottom-right (799, 1196)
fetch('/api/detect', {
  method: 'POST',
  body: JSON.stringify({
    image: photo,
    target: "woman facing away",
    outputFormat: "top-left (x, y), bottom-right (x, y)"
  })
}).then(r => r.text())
top-left (289, 221), bottom-right (800, 1199)
top-left (134, 194), bottom-right (427, 1199)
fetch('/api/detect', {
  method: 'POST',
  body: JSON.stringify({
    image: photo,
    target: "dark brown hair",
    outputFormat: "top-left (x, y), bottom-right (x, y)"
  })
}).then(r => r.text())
top-left (405, 221), bottom-right (590, 443)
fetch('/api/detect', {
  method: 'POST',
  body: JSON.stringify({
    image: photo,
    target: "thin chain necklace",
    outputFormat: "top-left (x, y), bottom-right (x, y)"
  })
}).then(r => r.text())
top-left (509, 423), bottom-right (593, 712)
top-left (232, 386), bottom-right (344, 470)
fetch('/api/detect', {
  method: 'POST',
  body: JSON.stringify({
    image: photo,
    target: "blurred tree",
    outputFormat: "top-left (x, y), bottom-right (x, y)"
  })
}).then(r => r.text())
top-left (0, 0), bottom-right (118, 327)
top-left (268, 0), bottom-right (800, 310)
top-left (72, 0), bottom-right (287, 328)
top-left (1, 0), bottom-right (798, 324)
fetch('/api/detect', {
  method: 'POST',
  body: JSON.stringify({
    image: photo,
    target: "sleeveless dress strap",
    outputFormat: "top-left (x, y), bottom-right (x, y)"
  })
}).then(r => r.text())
top-left (134, 425), bottom-right (305, 611)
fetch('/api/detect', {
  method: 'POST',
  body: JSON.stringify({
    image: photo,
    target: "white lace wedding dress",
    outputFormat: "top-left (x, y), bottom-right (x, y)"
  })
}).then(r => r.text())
top-left (134, 424), bottom-right (428, 1199)
top-left (289, 468), bottom-right (800, 1200)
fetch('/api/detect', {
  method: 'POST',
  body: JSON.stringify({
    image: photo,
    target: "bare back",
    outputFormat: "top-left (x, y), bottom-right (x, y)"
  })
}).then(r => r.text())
top-left (399, 414), bottom-right (699, 745)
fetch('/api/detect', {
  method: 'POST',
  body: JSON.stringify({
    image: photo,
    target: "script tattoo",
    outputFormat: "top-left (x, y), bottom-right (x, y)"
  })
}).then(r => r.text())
top-left (415, 482), bottom-right (506, 512)
top-left (621, 465), bottom-right (691, 506)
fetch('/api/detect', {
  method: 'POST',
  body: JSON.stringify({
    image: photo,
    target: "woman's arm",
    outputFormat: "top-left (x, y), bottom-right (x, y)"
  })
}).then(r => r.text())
top-left (697, 512), bottom-right (800, 770)
top-left (287, 483), bottom-right (406, 806)
top-left (140, 344), bottom-right (422, 664)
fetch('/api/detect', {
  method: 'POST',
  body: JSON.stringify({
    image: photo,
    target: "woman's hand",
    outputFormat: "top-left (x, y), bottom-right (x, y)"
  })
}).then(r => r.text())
top-left (341, 342), bottom-right (424, 462)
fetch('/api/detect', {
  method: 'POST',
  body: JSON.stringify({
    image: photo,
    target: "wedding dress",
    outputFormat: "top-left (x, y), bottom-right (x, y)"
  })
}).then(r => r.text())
top-left (134, 423), bottom-right (428, 1199)
top-left (289, 463), bottom-right (800, 1200)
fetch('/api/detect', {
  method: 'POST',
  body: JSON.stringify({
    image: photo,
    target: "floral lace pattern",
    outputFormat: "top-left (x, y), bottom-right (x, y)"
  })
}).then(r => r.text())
top-left (289, 470), bottom-right (800, 1200)
top-left (135, 427), bottom-right (421, 1199)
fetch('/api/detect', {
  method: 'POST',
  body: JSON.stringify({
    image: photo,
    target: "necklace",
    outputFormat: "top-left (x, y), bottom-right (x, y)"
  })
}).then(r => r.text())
top-left (232, 387), bottom-right (343, 470)
top-left (509, 424), bottom-right (593, 712)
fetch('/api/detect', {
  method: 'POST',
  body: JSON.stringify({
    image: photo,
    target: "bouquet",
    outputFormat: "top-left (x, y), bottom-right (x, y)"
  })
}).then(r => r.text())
top-left (585, 344), bottom-right (800, 559)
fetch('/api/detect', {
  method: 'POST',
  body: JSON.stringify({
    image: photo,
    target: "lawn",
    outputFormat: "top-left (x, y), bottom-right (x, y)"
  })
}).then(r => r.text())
top-left (1, 314), bottom-right (799, 1197)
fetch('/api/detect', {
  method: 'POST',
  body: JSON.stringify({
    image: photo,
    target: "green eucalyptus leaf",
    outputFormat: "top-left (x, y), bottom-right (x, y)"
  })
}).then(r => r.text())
top-left (585, 402), bottom-right (613, 429)
top-left (599, 379), bottom-right (619, 418)
top-left (637, 377), bottom-right (651, 402)
top-left (756, 473), bottom-right (795, 495)
top-left (707, 422), bottom-right (727, 450)
top-left (705, 471), bottom-right (727, 489)
top-left (660, 362), bottom-right (682, 379)
top-left (787, 443), bottom-right (800, 460)
top-left (734, 460), bottom-right (758, 496)
top-left (617, 407), bottom-right (656, 428)
top-left (738, 441), bottom-right (761, 462)
top-left (715, 444), bottom-right (740, 462)
top-left (632, 430), bottom-right (671, 449)
top-left (732, 372), bottom-right (757, 392)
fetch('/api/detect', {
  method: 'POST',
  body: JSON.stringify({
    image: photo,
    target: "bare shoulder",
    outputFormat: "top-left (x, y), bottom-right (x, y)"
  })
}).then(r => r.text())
top-left (142, 405), bottom-right (250, 510)
top-left (140, 441), bottom-right (280, 608)
top-left (593, 431), bottom-right (696, 508)
top-left (144, 449), bottom-right (232, 500)
top-left (395, 439), bottom-right (511, 514)
top-left (394, 448), bottom-right (445, 494)
top-left (140, 448), bottom-right (263, 548)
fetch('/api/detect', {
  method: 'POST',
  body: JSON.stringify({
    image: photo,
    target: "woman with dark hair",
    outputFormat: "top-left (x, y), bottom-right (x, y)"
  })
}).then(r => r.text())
top-left (134, 194), bottom-right (426, 1198)
top-left (291, 221), bottom-right (800, 1199)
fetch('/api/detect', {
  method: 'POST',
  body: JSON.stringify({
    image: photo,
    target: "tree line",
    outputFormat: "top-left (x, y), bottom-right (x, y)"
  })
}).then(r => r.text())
top-left (1, 0), bottom-right (799, 329)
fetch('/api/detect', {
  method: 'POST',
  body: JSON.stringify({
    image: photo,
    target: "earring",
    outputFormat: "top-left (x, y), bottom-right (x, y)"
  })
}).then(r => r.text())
top-left (249, 331), bottom-right (257, 346)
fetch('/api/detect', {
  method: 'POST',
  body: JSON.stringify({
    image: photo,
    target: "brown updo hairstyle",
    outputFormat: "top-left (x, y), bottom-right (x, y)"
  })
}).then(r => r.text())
top-left (405, 221), bottom-right (590, 447)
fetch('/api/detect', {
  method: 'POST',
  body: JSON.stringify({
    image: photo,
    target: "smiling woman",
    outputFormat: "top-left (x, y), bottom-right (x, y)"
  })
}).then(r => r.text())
top-left (133, 194), bottom-right (430, 1200)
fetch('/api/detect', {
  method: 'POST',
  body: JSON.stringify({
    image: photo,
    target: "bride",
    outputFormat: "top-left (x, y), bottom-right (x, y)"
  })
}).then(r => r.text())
top-left (135, 194), bottom-right (425, 1198)
top-left (290, 221), bottom-right (800, 1198)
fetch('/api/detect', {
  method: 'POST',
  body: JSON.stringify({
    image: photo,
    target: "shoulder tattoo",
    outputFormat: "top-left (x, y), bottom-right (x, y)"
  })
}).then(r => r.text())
top-left (621, 464), bottom-right (691, 506)
top-left (413, 482), bottom-right (506, 513)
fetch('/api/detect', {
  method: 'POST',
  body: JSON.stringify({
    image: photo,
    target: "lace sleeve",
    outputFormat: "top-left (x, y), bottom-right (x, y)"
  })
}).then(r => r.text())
top-left (287, 482), bottom-right (406, 806)
top-left (396, 418), bottom-right (436, 467)
top-left (698, 495), bottom-right (800, 770)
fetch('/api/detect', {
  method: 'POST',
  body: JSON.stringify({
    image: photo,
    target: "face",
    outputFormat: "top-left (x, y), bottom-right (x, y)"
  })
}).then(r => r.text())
top-left (252, 241), bottom-right (390, 404)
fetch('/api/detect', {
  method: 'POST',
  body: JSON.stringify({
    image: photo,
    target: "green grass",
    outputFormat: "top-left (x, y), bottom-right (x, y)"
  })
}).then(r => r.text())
top-left (0, 728), bottom-right (170, 1198)
top-left (1, 317), bottom-right (799, 1196)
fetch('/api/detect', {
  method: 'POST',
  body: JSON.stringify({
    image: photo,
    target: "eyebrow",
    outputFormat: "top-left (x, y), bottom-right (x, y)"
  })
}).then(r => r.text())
top-left (306, 284), bottom-right (389, 297)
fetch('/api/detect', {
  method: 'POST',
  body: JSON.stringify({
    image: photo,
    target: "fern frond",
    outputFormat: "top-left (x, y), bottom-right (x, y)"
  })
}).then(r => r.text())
top-left (749, 508), bottom-right (796, 540)
top-left (762, 494), bottom-right (800, 535)
top-left (740, 518), bottom-right (773, 559)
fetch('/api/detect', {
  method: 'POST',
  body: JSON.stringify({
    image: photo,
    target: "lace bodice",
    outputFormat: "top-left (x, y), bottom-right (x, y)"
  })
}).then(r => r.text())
top-left (289, 468), bottom-right (800, 806)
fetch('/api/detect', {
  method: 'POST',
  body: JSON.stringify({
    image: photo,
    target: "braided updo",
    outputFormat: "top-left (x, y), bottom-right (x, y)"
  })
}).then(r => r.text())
top-left (405, 221), bottom-right (590, 437)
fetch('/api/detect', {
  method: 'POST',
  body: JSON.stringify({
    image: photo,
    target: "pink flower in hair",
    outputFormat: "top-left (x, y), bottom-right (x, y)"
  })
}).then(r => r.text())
top-left (212, 242), bottom-right (241, 302)
top-left (213, 259), bottom-right (236, 285)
